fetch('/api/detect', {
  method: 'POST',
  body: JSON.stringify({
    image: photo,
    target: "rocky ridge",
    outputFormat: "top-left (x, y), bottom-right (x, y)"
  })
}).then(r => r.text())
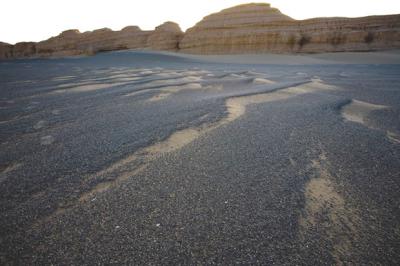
top-left (0, 22), bottom-right (183, 59)
top-left (179, 3), bottom-right (400, 54)
top-left (1, 3), bottom-right (399, 59)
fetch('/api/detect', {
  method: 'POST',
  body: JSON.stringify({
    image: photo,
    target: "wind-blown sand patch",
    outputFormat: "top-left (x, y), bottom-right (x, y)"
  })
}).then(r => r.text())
top-left (84, 75), bottom-right (141, 83)
top-left (78, 165), bottom-right (147, 203)
top-left (52, 82), bottom-right (129, 94)
top-left (387, 131), bottom-right (400, 143)
top-left (33, 120), bottom-right (47, 130)
top-left (0, 162), bottom-right (23, 184)
top-left (156, 72), bottom-right (180, 78)
top-left (106, 74), bottom-right (139, 79)
top-left (55, 81), bottom-right (91, 89)
top-left (1, 162), bottom-right (22, 176)
top-left (123, 90), bottom-right (148, 98)
top-left (145, 129), bottom-right (202, 155)
top-left (113, 77), bottom-right (141, 82)
top-left (148, 93), bottom-right (172, 102)
top-left (300, 151), bottom-right (361, 264)
top-left (52, 76), bottom-right (75, 81)
top-left (179, 70), bottom-right (210, 76)
top-left (252, 78), bottom-right (275, 85)
top-left (226, 79), bottom-right (336, 122)
top-left (143, 76), bottom-right (202, 87)
top-left (341, 100), bottom-right (399, 143)
top-left (139, 70), bottom-right (157, 75)
top-left (342, 100), bottom-right (387, 125)
top-left (125, 82), bottom-right (203, 100)
top-left (148, 83), bottom-right (203, 102)
top-left (76, 129), bottom-right (205, 204)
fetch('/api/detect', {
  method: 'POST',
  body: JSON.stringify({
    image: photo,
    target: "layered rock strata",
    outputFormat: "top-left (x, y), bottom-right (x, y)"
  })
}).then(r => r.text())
top-left (0, 42), bottom-right (14, 59)
top-left (1, 3), bottom-right (400, 59)
top-left (179, 3), bottom-right (400, 54)
top-left (1, 22), bottom-right (182, 59)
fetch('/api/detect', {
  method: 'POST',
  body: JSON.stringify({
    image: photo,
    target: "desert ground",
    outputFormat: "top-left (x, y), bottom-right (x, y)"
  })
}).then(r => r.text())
top-left (1, 50), bottom-right (400, 264)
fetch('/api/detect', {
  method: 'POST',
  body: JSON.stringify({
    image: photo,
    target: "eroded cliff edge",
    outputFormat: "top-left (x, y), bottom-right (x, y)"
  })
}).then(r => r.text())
top-left (1, 3), bottom-right (400, 59)
top-left (180, 3), bottom-right (400, 54)
top-left (0, 22), bottom-right (183, 59)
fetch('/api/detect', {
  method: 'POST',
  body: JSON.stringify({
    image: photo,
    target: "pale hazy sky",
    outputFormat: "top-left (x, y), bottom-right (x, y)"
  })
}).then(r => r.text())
top-left (1, 0), bottom-right (400, 44)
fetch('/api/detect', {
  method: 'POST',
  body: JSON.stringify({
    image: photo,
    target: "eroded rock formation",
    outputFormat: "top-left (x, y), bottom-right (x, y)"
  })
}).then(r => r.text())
top-left (146, 22), bottom-right (183, 51)
top-left (33, 26), bottom-right (153, 57)
top-left (0, 42), bottom-right (14, 59)
top-left (1, 3), bottom-right (399, 59)
top-left (179, 3), bottom-right (400, 54)
top-left (0, 22), bottom-right (181, 59)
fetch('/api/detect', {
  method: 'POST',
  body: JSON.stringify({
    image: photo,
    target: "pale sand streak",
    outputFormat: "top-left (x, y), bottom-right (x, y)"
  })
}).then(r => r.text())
top-left (252, 78), bottom-right (276, 85)
top-left (148, 83), bottom-right (203, 102)
top-left (0, 162), bottom-right (23, 184)
top-left (299, 150), bottom-right (361, 264)
top-left (124, 82), bottom-right (203, 99)
top-left (52, 82), bottom-right (129, 94)
top-left (342, 100), bottom-right (387, 125)
top-left (341, 100), bottom-right (400, 143)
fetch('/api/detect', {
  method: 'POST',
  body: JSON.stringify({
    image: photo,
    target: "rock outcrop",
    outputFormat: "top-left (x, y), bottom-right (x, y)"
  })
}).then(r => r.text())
top-left (0, 42), bottom-right (13, 59)
top-left (179, 3), bottom-right (400, 54)
top-left (35, 29), bottom-right (84, 57)
top-left (146, 22), bottom-right (183, 51)
top-left (0, 22), bottom-right (179, 59)
top-left (35, 27), bottom-right (152, 57)
top-left (1, 3), bottom-right (400, 59)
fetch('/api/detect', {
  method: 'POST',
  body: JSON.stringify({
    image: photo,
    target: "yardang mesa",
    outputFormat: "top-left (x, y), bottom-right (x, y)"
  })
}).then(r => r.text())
top-left (1, 2), bottom-right (400, 59)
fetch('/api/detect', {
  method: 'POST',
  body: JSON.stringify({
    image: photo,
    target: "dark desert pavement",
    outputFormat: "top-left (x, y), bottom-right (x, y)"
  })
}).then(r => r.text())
top-left (1, 51), bottom-right (400, 264)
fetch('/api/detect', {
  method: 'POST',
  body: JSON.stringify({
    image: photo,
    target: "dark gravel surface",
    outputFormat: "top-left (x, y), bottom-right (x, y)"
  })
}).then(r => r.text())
top-left (0, 51), bottom-right (399, 265)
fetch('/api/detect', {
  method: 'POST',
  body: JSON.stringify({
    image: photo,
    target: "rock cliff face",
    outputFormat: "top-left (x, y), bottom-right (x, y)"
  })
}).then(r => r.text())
top-left (0, 22), bottom-right (180, 59)
top-left (1, 3), bottom-right (400, 59)
top-left (179, 3), bottom-right (400, 54)
top-left (33, 26), bottom-right (153, 57)
top-left (0, 42), bottom-right (14, 59)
